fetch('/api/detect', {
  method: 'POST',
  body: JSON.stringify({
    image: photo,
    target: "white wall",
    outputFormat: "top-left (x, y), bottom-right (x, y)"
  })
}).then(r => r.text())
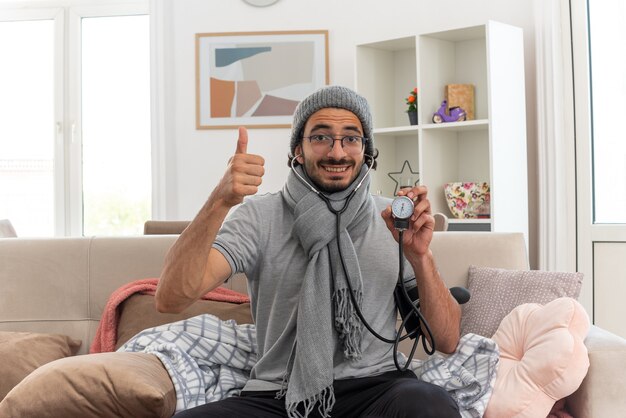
top-left (155, 0), bottom-right (539, 266)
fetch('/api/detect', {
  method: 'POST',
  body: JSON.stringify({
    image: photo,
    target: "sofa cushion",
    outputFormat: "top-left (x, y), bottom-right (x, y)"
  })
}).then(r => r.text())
top-left (0, 352), bottom-right (175, 418)
top-left (0, 332), bottom-right (81, 401)
top-left (485, 297), bottom-right (590, 418)
top-left (115, 293), bottom-right (254, 349)
top-left (461, 266), bottom-right (583, 337)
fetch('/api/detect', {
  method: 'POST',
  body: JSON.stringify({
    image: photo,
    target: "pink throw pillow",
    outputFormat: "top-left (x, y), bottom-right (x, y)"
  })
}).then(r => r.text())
top-left (485, 297), bottom-right (590, 418)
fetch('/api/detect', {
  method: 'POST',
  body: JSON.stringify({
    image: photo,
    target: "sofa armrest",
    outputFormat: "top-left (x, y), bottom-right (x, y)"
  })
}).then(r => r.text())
top-left (567, 325), bottom-right (626, 417)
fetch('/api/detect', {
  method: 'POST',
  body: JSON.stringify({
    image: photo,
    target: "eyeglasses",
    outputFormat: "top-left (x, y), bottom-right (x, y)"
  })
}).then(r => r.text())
top-left (302, 135), bottom-right (368, 155)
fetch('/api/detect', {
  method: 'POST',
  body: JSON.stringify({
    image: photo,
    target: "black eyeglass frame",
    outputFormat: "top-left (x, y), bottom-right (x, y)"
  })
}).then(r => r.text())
top-left (301, 135), bottom-right (369, 153)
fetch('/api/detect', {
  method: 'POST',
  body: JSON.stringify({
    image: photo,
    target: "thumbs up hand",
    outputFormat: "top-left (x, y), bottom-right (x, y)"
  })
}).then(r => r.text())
top-left (235, 126), bottom-right (249, 155)
top-left (216, 127), bottom-right (265, 207)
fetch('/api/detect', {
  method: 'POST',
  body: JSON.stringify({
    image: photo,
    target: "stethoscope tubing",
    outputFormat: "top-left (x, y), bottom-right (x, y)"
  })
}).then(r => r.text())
top-left (289, 155), bottom-right (434, 370)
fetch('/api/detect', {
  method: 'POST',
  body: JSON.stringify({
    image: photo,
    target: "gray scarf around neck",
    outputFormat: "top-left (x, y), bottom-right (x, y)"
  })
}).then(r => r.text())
top-left (280, 164), bottom-right (375, 418)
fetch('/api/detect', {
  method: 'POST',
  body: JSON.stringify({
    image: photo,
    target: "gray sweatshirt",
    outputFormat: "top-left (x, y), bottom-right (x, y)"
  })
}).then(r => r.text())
top-left (213, 192), bottom-right (413, 391)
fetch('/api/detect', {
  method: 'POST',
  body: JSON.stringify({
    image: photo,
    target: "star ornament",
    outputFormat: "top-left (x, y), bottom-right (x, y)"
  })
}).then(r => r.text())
top-left (387, 160), bottom-right (420, 195)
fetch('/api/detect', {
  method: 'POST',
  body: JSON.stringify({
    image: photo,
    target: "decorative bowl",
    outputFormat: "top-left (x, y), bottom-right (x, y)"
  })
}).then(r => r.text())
top-left (443, 182), bottom-right (491, 219)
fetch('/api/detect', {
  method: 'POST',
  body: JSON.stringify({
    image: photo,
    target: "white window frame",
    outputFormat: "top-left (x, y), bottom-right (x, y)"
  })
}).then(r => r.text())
top-left (0, 0), bottom-right (150, 236)
top-left (0, 7), bottom-right (65, 235)
top-left (570, 0), bottom-right (626, 320)
top-left (67, 1), bottom-right (150, 235)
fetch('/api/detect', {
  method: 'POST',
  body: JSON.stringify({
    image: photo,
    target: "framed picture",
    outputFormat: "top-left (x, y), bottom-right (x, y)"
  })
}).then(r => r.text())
top-left (195, 30), bottom-right (329, 130)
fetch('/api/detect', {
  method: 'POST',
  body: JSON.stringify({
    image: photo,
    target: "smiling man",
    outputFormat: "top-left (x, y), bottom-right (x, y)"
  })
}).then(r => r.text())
top-left (293, 107), bottom-right (367, 193)
top-left (157, 86), bottom-right (461, 418)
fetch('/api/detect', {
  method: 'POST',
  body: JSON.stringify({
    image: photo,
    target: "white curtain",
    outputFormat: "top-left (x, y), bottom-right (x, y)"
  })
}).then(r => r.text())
top-left (534, 0), bottom-right (577, 271)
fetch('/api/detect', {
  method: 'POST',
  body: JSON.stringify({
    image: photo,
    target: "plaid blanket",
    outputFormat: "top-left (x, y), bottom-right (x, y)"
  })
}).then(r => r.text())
top-left (120, 315), bottom-right (498, 417)
top-left (118, 314), bottom-right (257, 413)
top-left (410, 333), bottom-right (500, 418)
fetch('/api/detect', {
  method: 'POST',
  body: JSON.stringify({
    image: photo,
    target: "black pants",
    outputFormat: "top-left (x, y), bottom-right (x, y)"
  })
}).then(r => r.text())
top-left (173, 370), bottom-right (461, 418)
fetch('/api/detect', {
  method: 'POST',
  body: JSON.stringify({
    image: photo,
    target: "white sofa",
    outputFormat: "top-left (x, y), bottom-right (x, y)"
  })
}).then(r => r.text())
top-left (1, 232), bottom-right (625, 417)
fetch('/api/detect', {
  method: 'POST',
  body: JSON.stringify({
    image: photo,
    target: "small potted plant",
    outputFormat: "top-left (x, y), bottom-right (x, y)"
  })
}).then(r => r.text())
top-left (406, 87), bottom-right (418, 125)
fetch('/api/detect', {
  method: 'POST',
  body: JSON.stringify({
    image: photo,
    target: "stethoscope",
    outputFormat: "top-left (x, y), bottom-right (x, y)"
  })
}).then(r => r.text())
top-left (289, 153), bottom-right (374, 211)
top-left (290, 154), bottom-right (434, 371)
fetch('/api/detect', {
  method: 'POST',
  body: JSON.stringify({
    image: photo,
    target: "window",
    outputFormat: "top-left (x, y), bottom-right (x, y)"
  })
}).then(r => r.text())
top-left (571, 0), bottom-right (626, 331)
top-left (81, 14), bottom-right (151, 235)
top-left (0, 2), bottom-right (150, 237)
top-left (588, 0), bottom-right (626, 223)
top-left (0, 19), bottom-right (56, 237)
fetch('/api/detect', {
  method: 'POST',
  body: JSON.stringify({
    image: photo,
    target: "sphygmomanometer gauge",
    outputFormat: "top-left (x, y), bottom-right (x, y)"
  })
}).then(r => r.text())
top-left (391, 195), bottom-right (414, 230)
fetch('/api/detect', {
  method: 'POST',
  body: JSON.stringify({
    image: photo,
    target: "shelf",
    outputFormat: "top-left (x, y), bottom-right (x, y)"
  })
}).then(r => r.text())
top-left (447, 219), bottom-right (492, 232)
top-left (356, 21), bottom-right (527, 240)
top-left (359, 36), bottom-right (416, 51)
top-left (421, 119), bottom-right (489, 132)
top-left (447, 218), bottom-right (491, 224)
top-left (373, 126), bottom-right (419, 137)
top-left (356, 37), bottom-right (417, 129)
top-left (372, 120), bottom-right (488, 138)
top-left (423, 25), bottom-right (486, 42)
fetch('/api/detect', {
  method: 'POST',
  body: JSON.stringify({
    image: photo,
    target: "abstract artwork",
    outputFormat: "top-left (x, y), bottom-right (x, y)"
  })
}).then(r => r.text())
top-left (196, 30), bottom-right (329, 129)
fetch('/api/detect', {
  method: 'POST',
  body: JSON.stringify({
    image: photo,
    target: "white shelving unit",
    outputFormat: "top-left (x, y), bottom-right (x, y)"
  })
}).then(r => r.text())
top-left (355, 21), bottom-right (528, 239)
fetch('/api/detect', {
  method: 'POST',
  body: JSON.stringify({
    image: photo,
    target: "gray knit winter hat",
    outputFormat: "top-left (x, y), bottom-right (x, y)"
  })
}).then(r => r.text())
top-left (289, 85), bottom-right (374, 158)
